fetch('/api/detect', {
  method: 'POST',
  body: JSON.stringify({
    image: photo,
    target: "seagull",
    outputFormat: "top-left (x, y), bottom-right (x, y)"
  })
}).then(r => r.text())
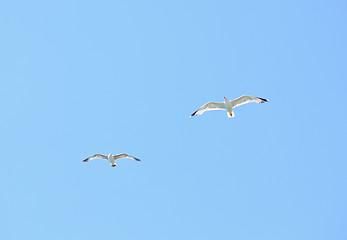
top-left (83, 153), bottom-right (141, 167)
top-left (190, 95), bottom-right (269, 118)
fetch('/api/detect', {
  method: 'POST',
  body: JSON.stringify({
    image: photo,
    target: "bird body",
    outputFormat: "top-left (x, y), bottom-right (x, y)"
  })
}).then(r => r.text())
top-left (224, 97), bottom-right (235, 117)
top-left (191, 95), bottom-right (268, 118)
top-left (83, 153), bottom-right (141, 167)
top-left (107, 153), bottom-right (116, 166)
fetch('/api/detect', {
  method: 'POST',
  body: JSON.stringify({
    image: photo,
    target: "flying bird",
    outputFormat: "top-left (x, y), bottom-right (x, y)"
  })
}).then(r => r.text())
top-left (83, 153), bottom-right (141, 167)
top-left (191, 95), bottom-right (269, 118)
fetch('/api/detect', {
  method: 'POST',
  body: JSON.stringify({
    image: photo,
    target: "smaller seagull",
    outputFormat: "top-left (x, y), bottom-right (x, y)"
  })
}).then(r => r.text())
top-left (83, 153), bottom-right (141, 167)
top-left (191, 95), bottom-right (269, 118)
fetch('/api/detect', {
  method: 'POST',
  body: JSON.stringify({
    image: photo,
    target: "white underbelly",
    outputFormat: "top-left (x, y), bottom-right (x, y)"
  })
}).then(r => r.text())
top-left (225, 103), bottom-right (232, 113)
top-left (109, 156), bottom-right (115, 165)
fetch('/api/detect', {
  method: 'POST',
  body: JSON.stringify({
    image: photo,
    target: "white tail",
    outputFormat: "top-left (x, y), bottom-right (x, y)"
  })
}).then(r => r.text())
top-left (227, 110), bottom-right (235, 118)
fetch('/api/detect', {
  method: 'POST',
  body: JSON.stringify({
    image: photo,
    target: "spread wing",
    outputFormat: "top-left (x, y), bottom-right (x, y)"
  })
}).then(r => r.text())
top-left (190, 102), bottom-right (225, 117)
top-left (83, 154), bottom-right (108, 162)
top-left (230, 95), bottom-right (268, 108)
top-left (114, 154), bottom-right (141, 161)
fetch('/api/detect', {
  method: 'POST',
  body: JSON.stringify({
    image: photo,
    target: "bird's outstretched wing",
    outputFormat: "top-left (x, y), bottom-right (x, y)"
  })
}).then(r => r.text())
top-left (230, 95), bottom-right (268, 108)
top-left (190, 102), bottom-right (225, 117)
top-left (114, 154), bottom-right (141, 161)
top-left (83, 154), bottom-right (108, 162)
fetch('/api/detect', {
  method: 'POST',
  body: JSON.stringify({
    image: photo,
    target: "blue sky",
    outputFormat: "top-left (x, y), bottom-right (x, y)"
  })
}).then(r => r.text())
top-left (1, 0), bottom-right (346, 239)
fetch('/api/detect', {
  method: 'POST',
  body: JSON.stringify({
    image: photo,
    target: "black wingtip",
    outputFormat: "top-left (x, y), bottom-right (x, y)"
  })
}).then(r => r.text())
top-left (190, 110), bottom-right (198, 117)
top-left (258, 97), bottom-right (268, 103)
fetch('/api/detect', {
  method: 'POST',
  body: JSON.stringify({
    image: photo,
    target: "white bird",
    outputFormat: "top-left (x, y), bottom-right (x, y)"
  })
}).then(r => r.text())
top-left (191, 95), bottom-right (269, 118)
top-left (83, 153), bottom-right (141, 167)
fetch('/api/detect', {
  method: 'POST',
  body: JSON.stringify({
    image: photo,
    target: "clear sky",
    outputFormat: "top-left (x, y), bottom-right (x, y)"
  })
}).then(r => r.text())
top-left (1, 0), bottom-right (346, 239)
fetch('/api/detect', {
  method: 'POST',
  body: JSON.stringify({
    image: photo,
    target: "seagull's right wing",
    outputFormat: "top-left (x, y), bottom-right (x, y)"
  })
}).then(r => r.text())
top-left (83, 154), bottom-right (108, 162)
top-left (230, 95), bottom-right (268, 108)
top-left (191, 102), bottom-right (225, 117)
top-left (115, 154), bottom-right (141, 161)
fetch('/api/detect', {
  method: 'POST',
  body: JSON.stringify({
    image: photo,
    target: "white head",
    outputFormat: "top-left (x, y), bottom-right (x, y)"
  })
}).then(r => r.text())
top-left (224, 96), bottom-right (229, 102)
top-left (108, 153), bottom-right (112, 158)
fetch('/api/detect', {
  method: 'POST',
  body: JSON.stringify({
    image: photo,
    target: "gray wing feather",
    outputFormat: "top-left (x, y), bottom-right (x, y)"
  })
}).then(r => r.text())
top-left (191, 102), bottom-right (225, 116)
top-left (83, 154), bottom-right (108, 162)
top-left (114, 154), bottom-right (141, 161)
top-left (230, 95), bottom-right (268, 108)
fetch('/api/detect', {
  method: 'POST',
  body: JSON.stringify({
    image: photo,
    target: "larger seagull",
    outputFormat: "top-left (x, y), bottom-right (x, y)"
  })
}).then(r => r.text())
top-left (83, 153), bottom-right (141, 167)
top-left (191, 95), bottom-right (269, 118)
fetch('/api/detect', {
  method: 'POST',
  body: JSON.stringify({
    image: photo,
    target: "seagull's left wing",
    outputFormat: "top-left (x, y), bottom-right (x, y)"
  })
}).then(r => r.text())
top-left (115, 154), bottom-right (141, 161)
top-left (190, 102), bottom-right (225, 117)
top-left (83, 154), bottom-right (108, 162)
top-left (230, 95), bottom-right (268, 108)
